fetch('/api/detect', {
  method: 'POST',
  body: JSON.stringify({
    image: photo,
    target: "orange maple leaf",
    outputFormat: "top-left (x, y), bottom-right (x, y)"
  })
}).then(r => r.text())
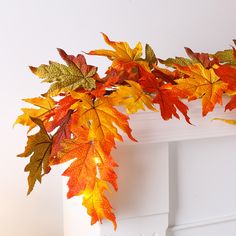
top-left (214, 65), bottom-right (236, 92)
top-left (83, 179), bottom-right (117, 230)
top-left (70, 92), bottom-right (137, 142)
top-left (139, 73), bottom-right (190, 123)
top-left (110, 80), bottom-right (157, 114)
top-left (153, 84), bottom-right (191, 123)
top-left (175, 63), bottom-right (228, 116)
top-left (51, 127), bottom-right (117, 228)
top-left (225, 95), bottom-right (236, 111)
top-left (52, 127), bottom-right (118, 195)
top-left (88, 33), bottom-right (149, 71)
top-left (14, 96), bottom-right (55, 132)
top-left (46, 95), bottom-right (77, 132)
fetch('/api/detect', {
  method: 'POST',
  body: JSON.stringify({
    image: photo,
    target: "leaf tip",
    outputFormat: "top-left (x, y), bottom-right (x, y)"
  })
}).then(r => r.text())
top-left (29, 66), bottom-right (36, 74)
top-left (57, 48), bottom-right (67, 60)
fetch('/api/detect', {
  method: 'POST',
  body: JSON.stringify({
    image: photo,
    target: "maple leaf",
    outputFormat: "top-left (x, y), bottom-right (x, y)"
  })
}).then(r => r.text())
top-left (214, 65), bottom-right (236, 92)
top-left (225, 95), bottom-right (236, 111)
top-left (106, 64), bottom-right (141, 83)
top-left (53, 128), bottom-right (97, 197)
top-left (213, 118), bottom-right (236, 125)
top-left (30, 49), bottom-right (97, 96)
top-left (152, 64), bottom-right (180, 85)
top-left (174, 63), bottom-right (228, 116)
top-left (158, 56), bottom-right (192, 68)
top-left (46, 95), bottom-right (77, 132)
top-left (50, 109), bottom-right (74, 161)
top-left (91, 75), bottom-right (120, 97)
top-left (18, 117), bottom-right (52, 195)
top-left (184, 47), bottom-right (218, 68)
top-left (52, 127), bottom-right (118, 197)
top-left (213, 48), bottom-right (236, 66)
top-left (88, 33), bottom-right (150, 71)
top-left (98, 151), bottom-right (118, 191)
top-left (153, 84), bottom-right (191, 123)
top-left (110, 80), bottom-right (157, 114)
top-left (70, 92), bottom-right (137, 142)
top-left (139, 74), bottom-right (190, 123)
top-left (145, 44), bottom-right (157, 68)
top-left (83, 179), bottom-right (117, 230)
top-left (14, 96), bottom-right (55, 132)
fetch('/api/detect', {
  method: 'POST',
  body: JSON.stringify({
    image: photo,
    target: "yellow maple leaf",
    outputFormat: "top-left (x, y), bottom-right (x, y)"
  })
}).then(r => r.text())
top-left (70, 92), bottom-right (137, 142)
top-left (213, 118), bottom-right (236, 125)
top-left (14, 96), bottom-right (55, 131)
top-left (110, 80), bottom-right (157, 114)
top-left (88, 33), bottom-right (149, 71)
top-left (83, 179), bottom-right (117, 230)
top-left (175, 63), bottom-right (228, 116)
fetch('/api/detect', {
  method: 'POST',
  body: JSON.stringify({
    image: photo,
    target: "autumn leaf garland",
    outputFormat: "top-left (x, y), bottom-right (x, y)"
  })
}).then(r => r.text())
top-left (15, 34), bottom-right (236, 230)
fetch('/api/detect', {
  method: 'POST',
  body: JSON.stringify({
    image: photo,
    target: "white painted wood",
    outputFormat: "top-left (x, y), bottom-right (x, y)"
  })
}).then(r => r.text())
top-left (101, 213), bottom-right (168, 236)
top-left (111, 143), bottom-right (169, 220)
top-left (100, 143), bottom-right (169, 235)
top-left (125, 98), bottom-right (236, 145)
top-left (63, 143), bottom-right (169, 236)
top-left (62, 179), bottom-right (100, 236)
top-left (167, 136), bottom-right (236, 236)
top-left (167, 215), bottom-right (236, 236)
top-left (167, 213), bottom-right (236, 235)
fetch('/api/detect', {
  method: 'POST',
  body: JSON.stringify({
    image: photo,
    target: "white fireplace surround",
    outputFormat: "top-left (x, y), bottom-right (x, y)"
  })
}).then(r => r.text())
top-left (63, 98), bottom-right (236, 236)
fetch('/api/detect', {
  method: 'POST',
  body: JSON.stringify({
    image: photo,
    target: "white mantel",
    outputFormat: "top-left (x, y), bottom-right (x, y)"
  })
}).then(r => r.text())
top-left (63, 99), bottom-right (236, 236)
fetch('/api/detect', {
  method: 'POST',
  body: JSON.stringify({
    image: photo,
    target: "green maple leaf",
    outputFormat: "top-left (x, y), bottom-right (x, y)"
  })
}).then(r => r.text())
top-left (158, 56), bottom-right (192, 67)
top-left (18, 117), bottom-right (52, 194)
top-left (30, 49), bottom-right (97, 96)
top-left (145, 44), bottom-right (157, 68)
top-left (212, 49), bottom-right (236, 66)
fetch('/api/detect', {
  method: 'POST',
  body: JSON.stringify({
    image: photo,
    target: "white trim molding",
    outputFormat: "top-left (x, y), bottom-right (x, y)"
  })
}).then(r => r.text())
top-left (167, 213), bottom-right (236, 232)
top-left (124, 98), bottom-right (236, 144)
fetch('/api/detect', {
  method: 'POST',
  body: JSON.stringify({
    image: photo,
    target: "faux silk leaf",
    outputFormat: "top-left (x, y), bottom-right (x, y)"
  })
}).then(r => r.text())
top-left (89, 33), bottom-right (142, 62)
top-left (225, 95), bottom-right (236, 111)
top-left (50, 110), bottom-right (74, 161)
top-left (175, 63), bottom-right (228, 116)
top-left (213, 49), bottom-right (236, 66)
top-left (54, 129), bottom-right (97, 198)
top-left (17, 117), bottom-right (52, 195)
top-left (153, 84), bottom-right (191, 123)
top-left (152, 65), bottom-right (180, 85)
top-left (145, 44), bottom-right (157, 68)
top-left (213, 118), bottom-right (236, 125)
top-left (30, 50), bottom-right (97, 96)
top-left (88, 33), bottom-right (150, 71)
top-left (70, 93), bottom-right (137, 142)
top-left (53, 128), bottom-right (118, 197)
top-left (158, 57), bottom-right (192, 67)
top-left (83, 179), bottom-right (117, 230)
top-left (214, 65), bottom-right (236, 92)
top-left (184, 47), bottom-right (218, 68)
top-left (110, 80), bottom-right (157, 114)
top-left (139, 75), bottom-right (190, 123)
top-left (14, 96), bottom-right (55, 132)
top-left (52, 127), bottom-right (117, 228)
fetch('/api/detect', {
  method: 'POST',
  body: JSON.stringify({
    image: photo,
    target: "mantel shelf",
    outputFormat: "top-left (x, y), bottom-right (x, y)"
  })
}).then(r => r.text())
top-left (123, 98), bottom-right (236, 144)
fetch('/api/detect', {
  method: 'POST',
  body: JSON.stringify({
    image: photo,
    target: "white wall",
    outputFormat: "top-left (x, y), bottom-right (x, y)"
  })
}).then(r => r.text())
top-left (1, 0), bottom-right (236, 236)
